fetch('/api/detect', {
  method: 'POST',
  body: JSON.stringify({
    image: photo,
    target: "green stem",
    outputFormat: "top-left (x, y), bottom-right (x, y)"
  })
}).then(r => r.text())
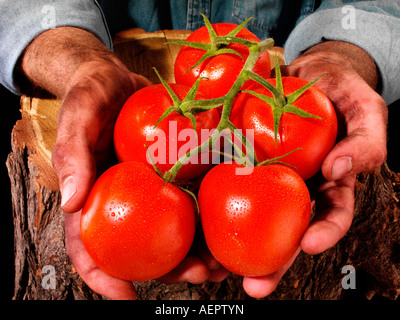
top-left (163, 37), bottom-right (274, 182)
top-left (225, 121), bottom-right (258, 165)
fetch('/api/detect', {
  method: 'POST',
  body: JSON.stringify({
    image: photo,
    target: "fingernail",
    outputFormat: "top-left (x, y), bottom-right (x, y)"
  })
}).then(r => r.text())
top-left (61, 176), bottom-right (77, 207)
top-left (332, 156), bottom-right (353, 180)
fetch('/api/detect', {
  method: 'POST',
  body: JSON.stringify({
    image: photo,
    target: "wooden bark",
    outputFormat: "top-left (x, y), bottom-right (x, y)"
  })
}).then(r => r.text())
top-left (6, 29), bottom-right (400, 300)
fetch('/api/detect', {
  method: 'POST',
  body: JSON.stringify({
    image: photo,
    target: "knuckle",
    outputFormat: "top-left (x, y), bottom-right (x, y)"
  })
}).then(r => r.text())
top-left (357, 136), bottom-right (387, 172)
top-left (365, 131), bottom-right (387, 167)
top-left (373, 144), bottom-right (387, 167)
top-left (51, 143), bottom-right (67, 174)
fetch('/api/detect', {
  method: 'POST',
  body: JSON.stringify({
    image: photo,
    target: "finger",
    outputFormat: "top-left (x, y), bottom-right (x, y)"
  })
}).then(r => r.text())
top-left (129, 72), bottom-right (153, 90)
top-left (52, 89), bottom-right (99, 213)
top-left (316, 69), bottom-right (387, 181)
top-left (242, 247), bottom-right (301, 299)
top-left (323, 131), bottom-right (386, 181)
top-left (64, 211), bottom-right (136, 300)
top-left (53, 62), bottom-right (151, 213)
top-left (301, 175), bottom-right (356, 254)
top-left (158, 238), bottom-right (230, 284)
top-left (157, 256), bottom-right (210, 284)
top-left (321, 94), bottom-right (387, 180)
top-left (284, 60), bottom-right (388, 181)
top-left (191, 242), bottom-right (230, 282)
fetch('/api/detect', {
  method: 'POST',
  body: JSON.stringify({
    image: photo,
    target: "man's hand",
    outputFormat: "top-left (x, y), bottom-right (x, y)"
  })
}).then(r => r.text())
top-left (242, 41), bottom-right (388, 298)
top-left (21, 27), bottom-right (228, 299)
top-left (21, 28), bottom-right (151, 212)
top-left (53, 59), bottom-right (150, 212)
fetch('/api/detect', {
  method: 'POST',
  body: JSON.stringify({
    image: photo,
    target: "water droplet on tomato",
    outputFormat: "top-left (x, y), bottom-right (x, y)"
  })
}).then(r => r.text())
top-left (226, 196), bottom-right (251, 219)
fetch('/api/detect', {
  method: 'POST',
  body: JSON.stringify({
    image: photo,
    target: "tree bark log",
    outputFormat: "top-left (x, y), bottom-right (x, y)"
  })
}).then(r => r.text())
top-left (6, 29), bottom-right (400, 300)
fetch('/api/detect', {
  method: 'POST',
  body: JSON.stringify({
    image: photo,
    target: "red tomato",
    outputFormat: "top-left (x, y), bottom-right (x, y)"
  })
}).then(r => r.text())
top-left (231, 77), bottom-right (338, 180)
top-left (113, 83), bottom-right (220, 181)
top-left (174, 23), bottom-right (271, 99)
top-left (80, 161), bottom-right (196, 281)
top-left (198, 162), bottom-right (311, 277)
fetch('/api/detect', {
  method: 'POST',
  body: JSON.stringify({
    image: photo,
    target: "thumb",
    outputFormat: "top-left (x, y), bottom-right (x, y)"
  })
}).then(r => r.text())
top-left (51, 61), bottom-right (151, 213)
top-left (64, 210), bottom-right (137, 299)
top-left (51, 85), bottom-right (105, 213)
top-left (322, 129), bottom-right (387, 181)
top-left (52, 129), bottom-right (97, 213)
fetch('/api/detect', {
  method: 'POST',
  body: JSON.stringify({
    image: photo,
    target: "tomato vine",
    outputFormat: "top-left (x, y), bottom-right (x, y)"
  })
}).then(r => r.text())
top-left (157, 14), bottom-right (325, 183)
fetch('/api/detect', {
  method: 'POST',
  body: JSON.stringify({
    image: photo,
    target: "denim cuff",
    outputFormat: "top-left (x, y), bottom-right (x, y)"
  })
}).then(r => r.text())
top-left (284, 7), bottom-right (400, 106)
top-left (0, 0), bottom-right (112, 95)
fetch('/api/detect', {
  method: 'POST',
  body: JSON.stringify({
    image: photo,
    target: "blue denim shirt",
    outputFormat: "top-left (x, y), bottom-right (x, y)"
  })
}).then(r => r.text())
top-left (97, 0), bottom-right (316, 46)
top-left (1, 0), bottom-right (400, 105)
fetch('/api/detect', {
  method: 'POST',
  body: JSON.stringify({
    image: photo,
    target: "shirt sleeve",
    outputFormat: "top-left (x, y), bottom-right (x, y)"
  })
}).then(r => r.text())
top-left (0, 0), bottom-right (112, 95)
top-left (284, 1), bottom-right (400, 106)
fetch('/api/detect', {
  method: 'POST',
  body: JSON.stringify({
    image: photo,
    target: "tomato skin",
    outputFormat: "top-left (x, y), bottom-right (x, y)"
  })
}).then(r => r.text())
top-left (198, 162), bottom-right (311, 277)
top-left (80, 161), bottom-right (196, 281)
top-left (174, 23), bottom-right (271, 99)
top-left (113, 83), bottom-right (220, 181)
top-left (231, 77), bottom-right (338, 180)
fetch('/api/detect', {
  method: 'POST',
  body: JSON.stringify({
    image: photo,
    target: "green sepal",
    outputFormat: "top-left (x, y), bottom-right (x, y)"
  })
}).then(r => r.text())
top-left (180, 76), bottom-right (225, 113)
top-left (272, 107), bottom-right (283, 147)
top-left (240, 89), bottom-right (275, 108)
top-left (245, 60), bottom-right (325, 147)
top-left (246, 71), bottom-right (286, 105)
top-left (153, 106), bottom-right (179, 129)
top-left (184, 47), bottom-right (244, 74)
top-left (227, 17), bottom-right (254, 37)
top-left (153, 67), bottom-right (181, 107)
top-left (274, 56), bottom-right (284, 95)
top-left (214, 48), bottom-right (244, 61)
top-left (216, 36), bottom-right (258, 48)
top-left (257, 147), bottom-right (302, 169)
top-left (183, 111), bottom-right (198, 139)
top-left (286, 73), bottom-right (327, 104)
top-left (240, 89), bottom-right (280, 147)
top-left (144, 144), bottom-right (164, 178)
top-left (201, 13), bottom-right (218, 45)
top-left (181, 77), bottom-right (202, 105)
top-left (282, 104), bottom-right (322, 120)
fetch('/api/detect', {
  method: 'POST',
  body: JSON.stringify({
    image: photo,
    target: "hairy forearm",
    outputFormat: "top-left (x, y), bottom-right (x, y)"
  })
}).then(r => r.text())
top-left (21, 27), bottom-right (120, 98)
top-left (301, 40), bottom-right (379, 90)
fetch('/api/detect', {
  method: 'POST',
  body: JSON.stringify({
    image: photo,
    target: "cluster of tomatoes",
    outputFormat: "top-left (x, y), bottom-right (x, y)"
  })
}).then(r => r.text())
top-left (80, 20), bottom-right (338, 282)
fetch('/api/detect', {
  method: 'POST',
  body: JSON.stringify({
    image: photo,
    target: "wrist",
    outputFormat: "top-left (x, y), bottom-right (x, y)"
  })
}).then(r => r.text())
top-left (20, 27), bottom-right (121, 98)
top-left (297, 41), bottom-right (379, 90)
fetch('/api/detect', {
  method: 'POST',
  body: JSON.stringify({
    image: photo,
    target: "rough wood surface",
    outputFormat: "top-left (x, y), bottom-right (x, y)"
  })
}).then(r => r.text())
top-left (6, 29), bottom-right (399, 300)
